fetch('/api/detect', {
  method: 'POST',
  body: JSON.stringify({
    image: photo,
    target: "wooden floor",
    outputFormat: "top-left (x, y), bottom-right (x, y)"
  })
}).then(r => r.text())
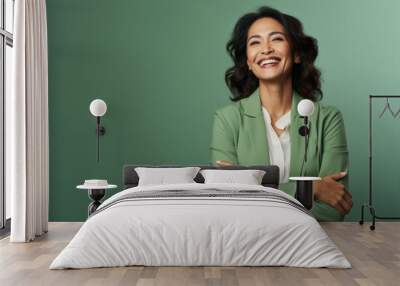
top-left (0, 222), bottom-right (399, 286)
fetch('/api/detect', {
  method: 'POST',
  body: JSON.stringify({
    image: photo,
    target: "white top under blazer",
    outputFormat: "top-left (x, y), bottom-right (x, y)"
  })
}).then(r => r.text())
top-left (262, 107), bottom-right (291, 183)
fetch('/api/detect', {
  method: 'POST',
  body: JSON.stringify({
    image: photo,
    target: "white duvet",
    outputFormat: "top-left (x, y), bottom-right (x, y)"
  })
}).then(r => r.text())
top-left (50, 183), bottom-right (351, 269)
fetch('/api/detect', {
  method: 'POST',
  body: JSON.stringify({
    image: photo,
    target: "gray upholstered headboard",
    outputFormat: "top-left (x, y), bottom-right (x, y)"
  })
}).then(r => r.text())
top-left (123, 165), bottom-right (280, 189)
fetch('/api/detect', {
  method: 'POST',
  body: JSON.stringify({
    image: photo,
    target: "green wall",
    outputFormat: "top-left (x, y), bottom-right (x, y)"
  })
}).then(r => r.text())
top-left (47, 0), bottom-right (400, 221)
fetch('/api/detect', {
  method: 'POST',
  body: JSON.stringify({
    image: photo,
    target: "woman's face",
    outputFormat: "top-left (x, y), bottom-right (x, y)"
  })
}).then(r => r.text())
top-left (246, 17), bottom-right (300, 82)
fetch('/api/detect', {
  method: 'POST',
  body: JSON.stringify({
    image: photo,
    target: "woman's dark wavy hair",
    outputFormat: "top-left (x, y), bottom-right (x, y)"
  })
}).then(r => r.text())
top-left (225, 6), bottom-right (322, 101)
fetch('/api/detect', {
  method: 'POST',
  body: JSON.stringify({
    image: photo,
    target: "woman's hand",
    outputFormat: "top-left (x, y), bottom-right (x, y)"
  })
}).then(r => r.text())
top-left (215, 160), bottom-right (234, 167)
top-left (313, 172), bottom-right (353, 215)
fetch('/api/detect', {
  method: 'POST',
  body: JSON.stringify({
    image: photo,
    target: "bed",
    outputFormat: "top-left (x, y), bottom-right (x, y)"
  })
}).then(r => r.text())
top-left (49, 165), bottom-right (350, 269)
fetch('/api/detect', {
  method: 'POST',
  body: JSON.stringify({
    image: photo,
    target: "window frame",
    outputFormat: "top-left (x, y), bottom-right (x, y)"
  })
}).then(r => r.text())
top-left (0, 0), bottom-right (14, 230)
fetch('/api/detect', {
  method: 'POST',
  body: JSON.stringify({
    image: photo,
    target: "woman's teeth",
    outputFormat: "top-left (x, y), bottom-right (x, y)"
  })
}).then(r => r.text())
top-left (259, 59), bottom-right (280, 67)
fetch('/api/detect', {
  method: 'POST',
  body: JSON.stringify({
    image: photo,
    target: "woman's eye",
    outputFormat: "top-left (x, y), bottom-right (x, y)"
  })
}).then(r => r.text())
top-left (272, 37), bottom-right (284, 41)
top-left (249, 41), bottom-right (259, 46)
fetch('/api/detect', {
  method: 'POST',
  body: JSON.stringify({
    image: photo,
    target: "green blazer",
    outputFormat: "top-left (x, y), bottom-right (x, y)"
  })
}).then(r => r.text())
top-left (210, 89), bottom-right (349, 221)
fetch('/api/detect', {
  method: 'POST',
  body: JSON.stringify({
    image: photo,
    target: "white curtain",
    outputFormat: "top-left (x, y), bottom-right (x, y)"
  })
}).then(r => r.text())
top-left (7, 0), bottom-right (49, 242)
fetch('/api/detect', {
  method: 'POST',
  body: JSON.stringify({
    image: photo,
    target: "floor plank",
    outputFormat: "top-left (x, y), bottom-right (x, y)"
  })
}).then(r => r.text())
top-left (0, 222), bottom-right (399, 286)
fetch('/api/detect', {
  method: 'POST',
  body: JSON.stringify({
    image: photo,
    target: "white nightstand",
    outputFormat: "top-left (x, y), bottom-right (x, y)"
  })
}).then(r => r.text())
top-left (77, 180), bottom-right (117, 216)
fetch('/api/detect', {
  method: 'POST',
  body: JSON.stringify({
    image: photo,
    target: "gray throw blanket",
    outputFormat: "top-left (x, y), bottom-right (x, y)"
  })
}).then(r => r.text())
top-left (90, 189), bottom-right (312, 218)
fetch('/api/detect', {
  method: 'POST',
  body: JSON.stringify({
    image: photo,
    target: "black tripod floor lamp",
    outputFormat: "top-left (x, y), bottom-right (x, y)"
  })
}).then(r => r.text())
top-left (359, 95), bottom-right (400, 230)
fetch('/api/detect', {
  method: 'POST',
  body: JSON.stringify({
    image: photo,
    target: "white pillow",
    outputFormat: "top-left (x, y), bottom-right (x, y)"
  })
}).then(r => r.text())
top-left (200, 169), bottom-right (266, 185)
top-left (135, 167), bottom-right (201, 186)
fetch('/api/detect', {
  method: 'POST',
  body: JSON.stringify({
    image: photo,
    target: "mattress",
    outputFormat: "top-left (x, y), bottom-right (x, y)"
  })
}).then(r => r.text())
top-left (50, 183), bottom-right (351, 269)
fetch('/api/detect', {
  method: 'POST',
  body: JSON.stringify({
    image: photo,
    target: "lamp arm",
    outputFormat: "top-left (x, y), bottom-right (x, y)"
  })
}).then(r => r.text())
top-left (97, 117), bottom-right (100, 162)
top-left (299, 116), bottom-right (311, 176)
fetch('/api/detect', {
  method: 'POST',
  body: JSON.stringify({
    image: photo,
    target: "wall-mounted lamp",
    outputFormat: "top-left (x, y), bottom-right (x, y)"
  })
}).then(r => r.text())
top-left (89, 99), bottom-right (107, 162)
top-left (297, 99), bottom-right (314, 165)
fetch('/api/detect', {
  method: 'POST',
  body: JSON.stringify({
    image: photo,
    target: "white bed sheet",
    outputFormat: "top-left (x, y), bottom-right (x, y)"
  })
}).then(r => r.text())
top-left (50, 183), bottom-right (351, 269)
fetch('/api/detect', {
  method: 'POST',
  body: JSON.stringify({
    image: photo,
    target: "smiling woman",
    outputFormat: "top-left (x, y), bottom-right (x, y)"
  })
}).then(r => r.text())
top-left (210, 6), bottom-right (352, 221)
top-left (225, 7), bottom-right (321, 102)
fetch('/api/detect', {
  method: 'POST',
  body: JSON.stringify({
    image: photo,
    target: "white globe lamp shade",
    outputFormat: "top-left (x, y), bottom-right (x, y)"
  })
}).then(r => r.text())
top-left (90, 99), bottom-right (107, 117)
top-left (297, 99), bottom-right (314, 117)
